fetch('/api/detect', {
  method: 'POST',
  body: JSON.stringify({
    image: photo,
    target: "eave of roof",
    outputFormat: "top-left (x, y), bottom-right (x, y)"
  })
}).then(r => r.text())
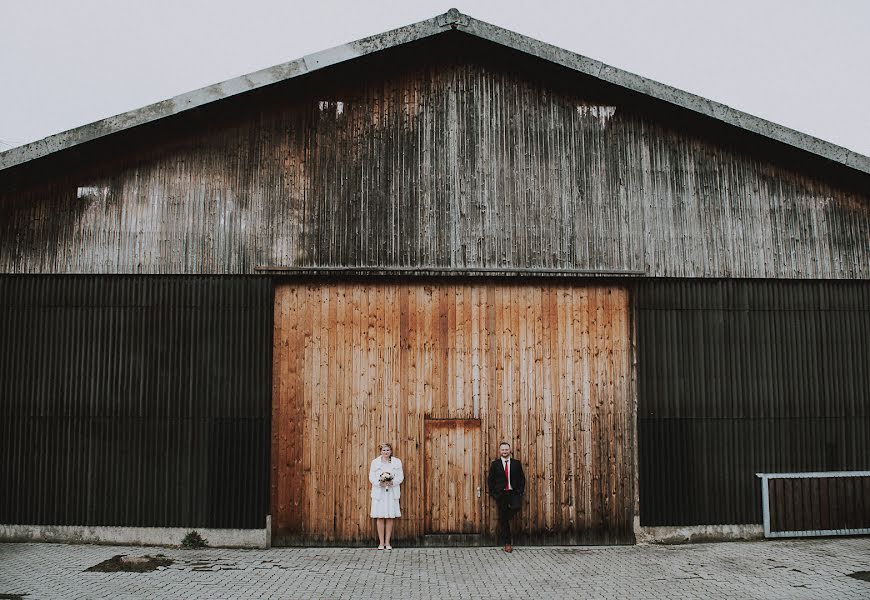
top-left (2, 8), bottom-right (869, 176)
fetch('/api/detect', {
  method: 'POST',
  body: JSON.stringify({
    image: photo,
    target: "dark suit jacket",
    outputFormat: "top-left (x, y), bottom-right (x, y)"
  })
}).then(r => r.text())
top-left (487, 458), bottom-right (526, 505)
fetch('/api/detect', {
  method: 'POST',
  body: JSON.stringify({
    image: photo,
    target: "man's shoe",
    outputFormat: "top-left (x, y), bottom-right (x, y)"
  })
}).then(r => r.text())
top-left (503, 544), bottom-right (513, 553)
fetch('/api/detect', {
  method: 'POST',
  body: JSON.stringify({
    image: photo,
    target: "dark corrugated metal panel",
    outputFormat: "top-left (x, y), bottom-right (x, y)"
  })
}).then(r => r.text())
top-left (0, 43), bottom-right (867, 277)
top-left (0, 276), bottom-right (272, 528)
top-left (637, 279), bottom-right (870, 526)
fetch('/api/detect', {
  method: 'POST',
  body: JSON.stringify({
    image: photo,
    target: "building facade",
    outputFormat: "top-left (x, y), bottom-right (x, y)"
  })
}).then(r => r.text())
top-left (1, 11), bottom-right (868, 546)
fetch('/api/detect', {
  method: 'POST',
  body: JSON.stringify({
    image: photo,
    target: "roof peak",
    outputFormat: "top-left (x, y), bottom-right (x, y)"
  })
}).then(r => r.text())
top-left (2, 10), bottom-right (868, 177)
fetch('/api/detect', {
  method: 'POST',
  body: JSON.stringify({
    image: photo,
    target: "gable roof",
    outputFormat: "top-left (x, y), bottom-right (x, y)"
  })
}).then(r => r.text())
top-left (2, 8), bottom-right (869, 176)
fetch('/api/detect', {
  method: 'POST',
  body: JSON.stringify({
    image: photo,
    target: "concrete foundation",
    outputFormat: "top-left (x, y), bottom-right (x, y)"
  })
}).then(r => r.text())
top-left (636, 520), bottom-right (764, 544)
top-left (0, 519), bottom-right (271, 549)
top-left (2, 518), bottom-right (763, 548)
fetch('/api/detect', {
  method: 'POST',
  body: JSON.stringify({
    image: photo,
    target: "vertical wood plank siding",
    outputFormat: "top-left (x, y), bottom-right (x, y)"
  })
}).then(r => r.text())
top-left (1, 52), bottom-right (867, 277)
top-left (768, 476), bottom-right (870, 534)
top-left (271, 282), bottom-right (634, 545)
top-left (0, 276), bottom-right (273, 528)
top-left (637, 279), bottom-right (870, 526)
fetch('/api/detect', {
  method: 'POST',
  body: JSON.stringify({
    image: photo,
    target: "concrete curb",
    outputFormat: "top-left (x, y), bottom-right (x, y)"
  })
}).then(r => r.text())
top-left (636, 524), bottom-right (764, 545)
top-left (0, 520), bottom-right (272, 549)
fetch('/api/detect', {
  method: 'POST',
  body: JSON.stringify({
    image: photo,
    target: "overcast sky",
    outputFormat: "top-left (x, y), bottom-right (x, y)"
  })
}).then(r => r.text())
top-left (2, 0), bottom-right (869, 157)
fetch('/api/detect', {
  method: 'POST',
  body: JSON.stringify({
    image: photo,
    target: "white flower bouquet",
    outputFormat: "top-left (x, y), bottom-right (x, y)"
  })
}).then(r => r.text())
top-left (379, 472), bottom-right (394, 489)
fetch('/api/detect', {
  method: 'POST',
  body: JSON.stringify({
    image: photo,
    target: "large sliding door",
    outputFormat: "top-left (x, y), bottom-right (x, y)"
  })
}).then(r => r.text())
top-left (271, 282), bottom-right (634, 545)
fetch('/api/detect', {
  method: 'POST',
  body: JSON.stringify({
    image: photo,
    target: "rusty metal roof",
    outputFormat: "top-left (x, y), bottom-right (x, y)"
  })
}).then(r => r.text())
top-left (2, 8), bottom-right (869, 175)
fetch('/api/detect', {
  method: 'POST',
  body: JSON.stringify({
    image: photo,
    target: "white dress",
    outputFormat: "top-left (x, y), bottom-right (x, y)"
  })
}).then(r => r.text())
top-left (369, 457), bottom-right (404, 518)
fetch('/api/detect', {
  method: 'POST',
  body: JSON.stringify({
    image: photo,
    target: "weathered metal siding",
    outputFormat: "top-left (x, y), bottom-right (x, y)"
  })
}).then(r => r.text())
top-left (1, 42), bottom-right (867, 277)
top-left (636, 279), bottom-right (870, 526)
top-left (0, 276), bottom-right (272, 528)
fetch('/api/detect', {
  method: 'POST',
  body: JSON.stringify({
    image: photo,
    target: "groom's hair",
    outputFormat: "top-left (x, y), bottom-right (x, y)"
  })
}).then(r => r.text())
top-left (499, 441), bottom-right (511, 449)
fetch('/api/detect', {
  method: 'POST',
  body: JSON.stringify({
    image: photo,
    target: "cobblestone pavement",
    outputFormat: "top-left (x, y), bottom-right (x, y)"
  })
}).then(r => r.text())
top-left (1, 538), bottom-right (869, 599)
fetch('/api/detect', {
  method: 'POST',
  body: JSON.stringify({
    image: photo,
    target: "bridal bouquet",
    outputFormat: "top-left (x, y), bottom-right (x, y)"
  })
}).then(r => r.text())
top-left (379, 472), bottom-right (394, 488)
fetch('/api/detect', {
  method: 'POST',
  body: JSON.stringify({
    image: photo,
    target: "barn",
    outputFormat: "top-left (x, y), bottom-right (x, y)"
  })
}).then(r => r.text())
top-left (1, 10), bottom-right (868, 547)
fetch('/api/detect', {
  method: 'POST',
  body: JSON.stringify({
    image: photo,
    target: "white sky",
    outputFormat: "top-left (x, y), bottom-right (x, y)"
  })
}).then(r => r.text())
top-left (2, 0), bottom-right (869, 157)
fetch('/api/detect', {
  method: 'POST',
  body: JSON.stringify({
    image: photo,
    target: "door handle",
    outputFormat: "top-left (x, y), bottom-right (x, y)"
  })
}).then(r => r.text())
top-left (476, 487), bottom-right (481, 498)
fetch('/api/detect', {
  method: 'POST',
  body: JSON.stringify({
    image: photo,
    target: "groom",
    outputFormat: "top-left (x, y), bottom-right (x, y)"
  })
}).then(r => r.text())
top-left (487, 441), bottom-right (526, 553)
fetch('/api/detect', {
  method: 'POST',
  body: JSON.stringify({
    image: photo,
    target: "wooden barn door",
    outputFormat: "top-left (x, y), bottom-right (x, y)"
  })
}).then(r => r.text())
top-left (271, 282), bottom-right (634, 545)
top-left (424, 419), bottom-right (483, 534)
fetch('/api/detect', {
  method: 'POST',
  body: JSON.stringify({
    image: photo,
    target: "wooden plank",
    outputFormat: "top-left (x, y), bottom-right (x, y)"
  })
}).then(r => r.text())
top-left (470, 286), bottom-right (481, 419)
top-left (373, 284), bottom-right (386, 450)
top-left (313, 285), bottom-right (328, 539)
top-left (608, 287), bottom-right (620, 536)
top-left (483, 285), bottom-right (497, 533)
top-left (351, 285), bottom-right (364, 539)
top-left (270, 286), bottom-right (287, 532)
top-left (558, 286), bottom-right (572, 532)
top-left (834, 476), bottom-right (846, 530)
top-left (399, 287), bottom-right (416, 539)
top-left (452, 284), bottom-right (463, 417)
top-left (285, 284), bottom-right (304, 533)
top-left (298, 286), bottom-right (314, 536)
top-left (863, 477), bottom-right (870, 529)
top-left (588, 284), bottom-right (601, 538)
top-left (808, 477), bottom-right (821, 532)
top-left (424, 424), bottom-right (433, 533)
top-left (333, 285), bottom-right (347, 539)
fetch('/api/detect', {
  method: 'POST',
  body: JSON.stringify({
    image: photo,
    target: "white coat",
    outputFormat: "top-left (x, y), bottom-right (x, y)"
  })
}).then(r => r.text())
top-left (369, 457), bottom-right (404, 518)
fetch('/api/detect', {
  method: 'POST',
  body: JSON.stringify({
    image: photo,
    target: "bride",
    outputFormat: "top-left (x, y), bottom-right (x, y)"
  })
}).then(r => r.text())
top-left (368, 442), bottom-right (404, 550)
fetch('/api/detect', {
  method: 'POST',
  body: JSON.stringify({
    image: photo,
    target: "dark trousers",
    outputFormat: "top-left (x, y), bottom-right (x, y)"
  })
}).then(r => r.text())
top-left (496, 491), bottom-right (519, 545)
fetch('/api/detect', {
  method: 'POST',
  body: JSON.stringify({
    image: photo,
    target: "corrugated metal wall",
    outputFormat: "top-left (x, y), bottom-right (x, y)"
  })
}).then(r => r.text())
top-left (637, 279), bottom-right (870, 526)
top-left (1, 37), bottom-right (867, 278)
top-left (0, 276), bottom-right (272, 529)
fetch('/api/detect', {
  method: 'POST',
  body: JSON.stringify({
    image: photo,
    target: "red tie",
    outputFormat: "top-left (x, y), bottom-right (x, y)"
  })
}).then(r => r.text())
top-left (504, 460), bottom-right (510, 491)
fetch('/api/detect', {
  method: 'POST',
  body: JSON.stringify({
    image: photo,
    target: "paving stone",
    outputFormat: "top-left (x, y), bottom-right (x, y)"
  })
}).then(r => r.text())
top-left (0, 539), bottom-right (869, 599)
